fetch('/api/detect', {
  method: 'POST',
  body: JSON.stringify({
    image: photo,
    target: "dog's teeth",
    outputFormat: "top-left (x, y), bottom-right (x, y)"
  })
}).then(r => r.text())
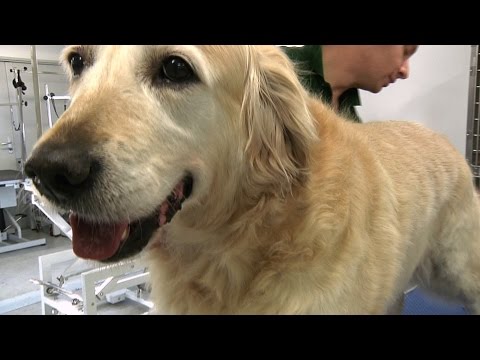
top-left (121, 226), bottom-right (130, 241)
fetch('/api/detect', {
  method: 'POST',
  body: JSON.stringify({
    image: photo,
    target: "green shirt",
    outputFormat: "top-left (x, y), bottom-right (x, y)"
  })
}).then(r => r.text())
top-left (282, 45), bottom-right (362, 123)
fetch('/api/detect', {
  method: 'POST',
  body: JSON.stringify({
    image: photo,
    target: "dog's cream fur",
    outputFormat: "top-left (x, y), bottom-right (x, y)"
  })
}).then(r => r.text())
top-left (33, 45), bottom-right (480, 314)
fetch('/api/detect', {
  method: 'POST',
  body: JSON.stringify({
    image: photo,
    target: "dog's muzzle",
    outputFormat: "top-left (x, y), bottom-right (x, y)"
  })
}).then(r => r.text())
top-left (25, 142), bottom-right (193, 262)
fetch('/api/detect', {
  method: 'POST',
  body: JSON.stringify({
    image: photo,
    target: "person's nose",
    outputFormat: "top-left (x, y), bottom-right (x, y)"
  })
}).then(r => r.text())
top-left (398, 60), bottom-right (410, 79)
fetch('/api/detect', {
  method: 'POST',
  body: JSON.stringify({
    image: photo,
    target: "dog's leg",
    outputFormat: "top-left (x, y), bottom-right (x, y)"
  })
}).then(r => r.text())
top-left (386, 293), bottom-right (406, 315)
top-left (418, 190), bottom-right (480, 314)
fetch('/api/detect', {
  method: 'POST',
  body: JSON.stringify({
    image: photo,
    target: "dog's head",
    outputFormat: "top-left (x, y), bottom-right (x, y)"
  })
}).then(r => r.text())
top-left (25, 45), bottom-right (317, 262)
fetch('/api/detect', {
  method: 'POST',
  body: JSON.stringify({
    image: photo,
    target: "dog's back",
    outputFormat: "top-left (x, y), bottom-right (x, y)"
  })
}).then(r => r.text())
top-left (305, 106), bottom-right (480, 313)
top-left (360, 120), bottom-right (480, 308)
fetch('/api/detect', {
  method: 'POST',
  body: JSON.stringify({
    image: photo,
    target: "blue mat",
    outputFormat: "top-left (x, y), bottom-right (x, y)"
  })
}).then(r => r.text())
top-left (402, 287), bottom-right (469, 315)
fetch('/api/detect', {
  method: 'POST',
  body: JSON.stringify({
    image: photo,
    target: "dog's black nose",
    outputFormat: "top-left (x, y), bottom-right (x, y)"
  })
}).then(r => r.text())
top-left (25, 143), bottom-right (99, 203)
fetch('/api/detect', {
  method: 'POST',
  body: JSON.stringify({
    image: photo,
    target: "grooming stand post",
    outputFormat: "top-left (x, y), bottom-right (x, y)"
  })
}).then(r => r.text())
top-left (35, 85), bottom-right (71, 237)
top-left (0, 171), bottom-right (46, 254)
top-left (24, 179), bottom-right (73, 240)
top-left (37, 249), bottom-right (152, 315)
top-left (10, 67), bottom-right (28, 177)
top-left (44, 84), bottom-right (70, 128)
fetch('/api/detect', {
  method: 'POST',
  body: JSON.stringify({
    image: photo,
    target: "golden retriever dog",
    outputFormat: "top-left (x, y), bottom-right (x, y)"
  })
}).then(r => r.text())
top-left (25, 45), bottom-right (480, 314)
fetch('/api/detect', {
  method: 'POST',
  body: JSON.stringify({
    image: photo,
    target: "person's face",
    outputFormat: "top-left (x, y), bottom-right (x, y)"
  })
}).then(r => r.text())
top-left (358, 45), bottom-right (418, 93)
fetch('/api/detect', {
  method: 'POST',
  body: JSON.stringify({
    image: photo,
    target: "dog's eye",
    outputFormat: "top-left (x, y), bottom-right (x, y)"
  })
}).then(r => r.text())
top-left (69, 53), bottom-right (85, 77)
top-left (160, 56), bottom-right (195, 84)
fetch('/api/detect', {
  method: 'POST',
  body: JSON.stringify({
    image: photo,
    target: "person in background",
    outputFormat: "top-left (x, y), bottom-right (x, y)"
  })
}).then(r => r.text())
top-left (282, 45), bottom-right (419, 122)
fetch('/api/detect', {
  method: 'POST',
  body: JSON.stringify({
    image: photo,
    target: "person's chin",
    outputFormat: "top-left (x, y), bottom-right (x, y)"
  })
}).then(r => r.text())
top-left (363, 84), bottom-right (383, 93)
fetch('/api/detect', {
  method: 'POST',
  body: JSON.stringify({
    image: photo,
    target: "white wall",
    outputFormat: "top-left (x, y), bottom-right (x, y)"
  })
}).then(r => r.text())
top-left (0, 45), bottom-right (65, 62)
top-left (357, 45), bottom-right (471, 156)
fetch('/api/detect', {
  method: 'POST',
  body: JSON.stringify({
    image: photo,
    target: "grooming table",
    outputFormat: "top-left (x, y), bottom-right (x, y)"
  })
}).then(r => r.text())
top-left (0, 170), bottom-right (46, 253)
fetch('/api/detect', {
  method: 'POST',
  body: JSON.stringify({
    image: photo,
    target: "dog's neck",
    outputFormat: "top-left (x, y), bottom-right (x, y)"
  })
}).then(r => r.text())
top-left (147, 186), bottom-right (311, 314)
top-left (146, 150), bottom-right (314, 312)
top-left (146, 99), bottom-right (344, 314)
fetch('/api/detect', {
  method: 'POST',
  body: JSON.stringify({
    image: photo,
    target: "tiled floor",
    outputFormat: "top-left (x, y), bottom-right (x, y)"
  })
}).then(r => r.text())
top-left (0, 229), bottom-right (72, 301)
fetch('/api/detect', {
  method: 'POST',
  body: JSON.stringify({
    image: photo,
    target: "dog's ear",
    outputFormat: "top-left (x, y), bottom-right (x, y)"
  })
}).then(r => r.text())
top-left (241, 46), bottom-right (318, 195)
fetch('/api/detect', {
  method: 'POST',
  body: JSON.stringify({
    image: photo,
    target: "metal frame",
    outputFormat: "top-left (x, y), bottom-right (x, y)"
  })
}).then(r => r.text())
top-left (25, 178), bottom-right (72, 239)
top-left (1, 66), bottom-right (29, 176)
top-left (0, 53), bottom-right (48, 253)
top-left (44, 84), bottom-right (70, 128)
top-left (1, 48), bottom-right (64, 146)
top-left (13, 78), bottom-right (27, 177)
top-left (37, 249), bottom-right (152, 315)
top-left (0, 178), bottom-right (46, 254)
top-left (41, 85), bottom-right (70, 235)
top-left (466, 45), bottom-right (480, 188)
top-left (31, 46), bottom-right (43, 140)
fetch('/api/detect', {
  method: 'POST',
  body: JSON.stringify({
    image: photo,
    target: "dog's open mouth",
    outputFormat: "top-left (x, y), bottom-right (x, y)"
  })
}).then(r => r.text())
top-left (70, 175), bottom-right (193, 262)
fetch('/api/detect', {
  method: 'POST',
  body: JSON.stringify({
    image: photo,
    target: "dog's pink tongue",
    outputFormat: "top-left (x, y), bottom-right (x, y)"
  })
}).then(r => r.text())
top-left (70, 214), bottom-right (129, 261)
